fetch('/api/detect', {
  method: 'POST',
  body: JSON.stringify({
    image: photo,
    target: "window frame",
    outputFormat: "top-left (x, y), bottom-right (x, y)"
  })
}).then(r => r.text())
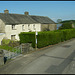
top-left (11, 35), bottom-right (16, 40)
top-left (33, 24), bottom-right (35, 30)
top-left (12, 24), bottom-right (16, 30)
top-left (28, 24), bottom-right (30, 30)
top-left (22, 25), bottom-right (25, 30)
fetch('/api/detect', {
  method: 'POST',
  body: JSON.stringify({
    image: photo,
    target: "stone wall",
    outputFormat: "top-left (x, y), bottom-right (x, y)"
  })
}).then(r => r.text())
top-left (21, 43), bottom-right (34, 54)
top-left (0, 50), bottom-right (4, 66)
top-left (41, 24), bottom-right (49, 31)
top-left (49, 24), bottom-right (57, 31)
top-left (41, 24), bottom-right (57, 31)
top-left (0, 19), bottom-right (5, 33)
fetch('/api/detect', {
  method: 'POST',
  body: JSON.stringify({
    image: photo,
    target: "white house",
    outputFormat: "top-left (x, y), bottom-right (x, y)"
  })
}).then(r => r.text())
top-left (0, 9), bottom-right (56, 44)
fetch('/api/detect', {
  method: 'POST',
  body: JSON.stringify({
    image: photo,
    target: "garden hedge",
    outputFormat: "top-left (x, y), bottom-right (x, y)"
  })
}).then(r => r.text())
top-left (19, 29), bottom-right (75, 48)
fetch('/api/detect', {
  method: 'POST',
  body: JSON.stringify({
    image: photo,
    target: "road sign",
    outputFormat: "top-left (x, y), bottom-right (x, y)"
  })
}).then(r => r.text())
top-left (36, 32), bottom-right (38, 35)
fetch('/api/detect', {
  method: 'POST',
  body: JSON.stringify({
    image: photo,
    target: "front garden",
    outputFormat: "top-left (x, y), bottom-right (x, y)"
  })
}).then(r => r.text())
top-left (0, 39), bottom-right (21, 53)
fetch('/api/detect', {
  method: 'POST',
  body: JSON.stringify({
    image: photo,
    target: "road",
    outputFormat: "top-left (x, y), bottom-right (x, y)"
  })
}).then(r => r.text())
top-left (0, 38), bottom-right (75, 74)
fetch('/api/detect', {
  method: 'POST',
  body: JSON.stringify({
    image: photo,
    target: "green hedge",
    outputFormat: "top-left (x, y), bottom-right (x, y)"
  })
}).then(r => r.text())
top-left (19, 29), bottom-right (75, 48)
top-left (19, 32), bottom-right (35, 47)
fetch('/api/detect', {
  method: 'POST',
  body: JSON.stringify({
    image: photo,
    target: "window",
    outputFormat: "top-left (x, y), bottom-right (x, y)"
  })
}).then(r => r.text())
top-left (33, 25), bottom-right (35, 30)
top-left (28, 24), bottom-right (30, 30)
top-left (12, 25), bottom-right (15, 30)
top-left (11, 35), bottom-right (15, 40)
top-left (22, 25), bottom-right (24, 30)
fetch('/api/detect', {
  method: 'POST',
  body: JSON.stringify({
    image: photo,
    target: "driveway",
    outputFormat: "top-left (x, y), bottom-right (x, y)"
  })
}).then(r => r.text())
top-left (0, 38), bottom-right (75, 74)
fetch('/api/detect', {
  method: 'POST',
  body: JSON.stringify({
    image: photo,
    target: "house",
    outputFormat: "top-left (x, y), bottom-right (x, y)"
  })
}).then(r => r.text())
top-left (0, 9), bottom-right (56, 43)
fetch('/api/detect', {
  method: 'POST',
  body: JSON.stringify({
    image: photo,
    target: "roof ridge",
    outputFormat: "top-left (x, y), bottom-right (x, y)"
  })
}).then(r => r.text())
top-left (0, 13), bottom-right (48, 17)
top-left (0, 13), bottom-right (25, 16)
top-left (30, 15), bottom-right (48, 17)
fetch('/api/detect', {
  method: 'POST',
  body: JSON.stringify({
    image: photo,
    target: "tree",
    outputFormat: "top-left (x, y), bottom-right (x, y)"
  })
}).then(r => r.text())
top-left (57, 19), bottom-right (62, 23)
top-left (59, 22), bottom-right (73, 30)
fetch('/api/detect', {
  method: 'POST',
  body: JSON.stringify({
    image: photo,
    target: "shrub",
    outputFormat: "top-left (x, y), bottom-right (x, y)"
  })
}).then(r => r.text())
top-left (2, 39), bottom-right (11, 45)
top-left (60, 29), bottom-right (75, 41)
top-left (19, 32), bottom-right (35, 47)
top-left (59, 22), bottom-right (73, 29)
top-left (37, 31), bottom-right (62, 48)
top-left (0, 45), bottom-right (21, 53)
top-left (19, 29), bottom-right (75, 48)
top-left (19, 31), bottom-right (62, 48)
top-left (8, 41), bottom-right (20, 47)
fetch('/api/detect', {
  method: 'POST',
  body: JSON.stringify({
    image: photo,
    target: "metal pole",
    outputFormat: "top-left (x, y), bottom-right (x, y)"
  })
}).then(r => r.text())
top-left (35, 30), bottom-right (37, 50)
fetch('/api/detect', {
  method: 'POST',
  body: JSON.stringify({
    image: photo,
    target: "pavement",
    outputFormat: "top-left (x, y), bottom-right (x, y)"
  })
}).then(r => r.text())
top-left (0, 38), bottom-right (75, 74)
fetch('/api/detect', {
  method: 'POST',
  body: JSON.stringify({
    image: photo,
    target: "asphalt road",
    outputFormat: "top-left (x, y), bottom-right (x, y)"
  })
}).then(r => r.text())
top-left (0, 38), bottom-right (75, 74)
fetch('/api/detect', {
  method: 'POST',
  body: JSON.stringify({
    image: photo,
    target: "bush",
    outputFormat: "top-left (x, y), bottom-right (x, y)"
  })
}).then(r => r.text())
top-left (37, 31), bottom-right (62, 48)
top-left (0, 45), bottom-right (21, 53)
top-left (19, 31), bottom-right (62, 48)
top-left (2, 39), bottom-right (11, 45)
top-left (19, 29), bottom-right (75, 48)
top-left (19, 32), bottom-right (35, 47)
top-left (8, 40), bottom-right (20, 47)
top-left (59, 22), bottom-right (73, 29)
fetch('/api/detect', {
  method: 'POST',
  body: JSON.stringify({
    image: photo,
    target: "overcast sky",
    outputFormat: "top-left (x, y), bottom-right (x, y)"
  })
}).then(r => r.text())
top-left (0, 1), bottom-right (75, 22)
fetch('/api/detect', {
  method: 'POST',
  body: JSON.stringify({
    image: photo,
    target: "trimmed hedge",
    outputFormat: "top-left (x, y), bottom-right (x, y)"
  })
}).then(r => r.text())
top-left (19, 29), bottom-right (75, 48)
top-left (19, 32), bottom-right (35, 47)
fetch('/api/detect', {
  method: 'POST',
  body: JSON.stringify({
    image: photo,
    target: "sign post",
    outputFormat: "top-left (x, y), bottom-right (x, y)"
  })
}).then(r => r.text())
top-left (35, 31), bottom-right (38, 50)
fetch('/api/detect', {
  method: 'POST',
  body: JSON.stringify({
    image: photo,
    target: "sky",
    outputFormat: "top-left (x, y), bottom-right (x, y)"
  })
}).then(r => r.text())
top-left (0, 1), bottom-right (75, 22)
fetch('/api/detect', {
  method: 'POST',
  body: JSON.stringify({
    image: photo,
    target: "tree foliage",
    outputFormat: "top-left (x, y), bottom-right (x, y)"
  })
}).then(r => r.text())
top-left (59, 22), bottom-right (73, 29)
top-left (57, 19), bottom-right (62, 23)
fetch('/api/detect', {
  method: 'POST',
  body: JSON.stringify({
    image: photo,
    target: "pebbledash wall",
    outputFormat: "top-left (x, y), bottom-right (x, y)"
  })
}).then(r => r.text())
top-left (5, 23), bottom-right (41, 40)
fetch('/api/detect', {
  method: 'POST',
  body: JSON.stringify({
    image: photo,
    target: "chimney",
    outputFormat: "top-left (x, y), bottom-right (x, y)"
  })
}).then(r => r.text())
top-left (24, 11), bottom-right (29, 15)
top-left (4, 9), bottom-right (9, 14)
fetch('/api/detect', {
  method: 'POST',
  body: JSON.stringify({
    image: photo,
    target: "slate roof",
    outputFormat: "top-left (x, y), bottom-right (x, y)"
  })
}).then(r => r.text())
top-left (30, 15), bottom-right (56, 24)
top-left (0, 13), bottom-right (56, 25)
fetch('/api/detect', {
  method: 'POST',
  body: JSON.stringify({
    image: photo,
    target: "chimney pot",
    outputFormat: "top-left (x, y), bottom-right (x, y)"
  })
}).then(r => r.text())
top-left (4, 9), bottom-right (9, 14)
top-left (24, 11), bottom-right (29, 15)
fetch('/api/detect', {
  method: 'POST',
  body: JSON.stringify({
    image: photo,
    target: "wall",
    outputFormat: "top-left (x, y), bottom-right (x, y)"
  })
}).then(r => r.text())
top-left (5, 23), bottom-right (41, 40)
top-left (0, 50), bottom-right (4, 66)
top-left (41, 24), bottom-right (49, 31)
top-left (0, 19), bottom-right (5, 33)
top-left (0, 33), bottom-right (5, 45)
top-left (41, 24), bottom-right (57, 31)
top-left (49, 24), bottom-right (57, 31)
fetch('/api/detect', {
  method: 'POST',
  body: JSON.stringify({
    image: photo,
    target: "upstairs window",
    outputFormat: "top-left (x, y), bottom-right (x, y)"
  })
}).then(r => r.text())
top-left (33, 25), bottom-right (35, 30)
top-left (12, 25), bottom-right (15, 30)
top-left (28, 24), bottom-right (30, 30)
top-left (22, 25), bottom-right (24, 30)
